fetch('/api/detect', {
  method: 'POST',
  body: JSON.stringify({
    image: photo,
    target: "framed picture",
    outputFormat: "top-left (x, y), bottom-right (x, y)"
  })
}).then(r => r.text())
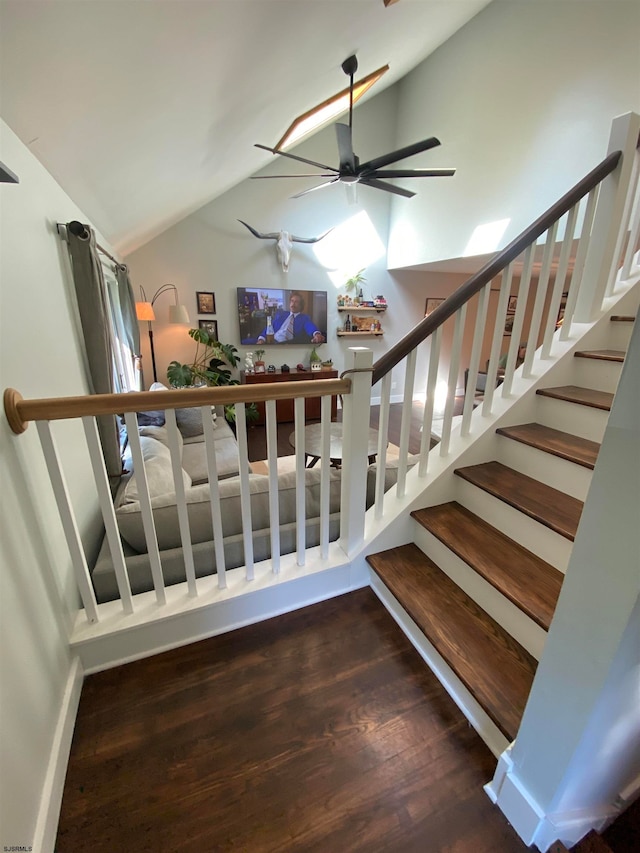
top-left (196, 291), bottom-right (216, 314)
top-left (198, 319), bottom-right (218, 340)
top-left (507, 296), bottom-right (518, 314)
top-left (504, 315), bottom-right (514, 336)
top-left (425, 297), bottom-right (445, 316)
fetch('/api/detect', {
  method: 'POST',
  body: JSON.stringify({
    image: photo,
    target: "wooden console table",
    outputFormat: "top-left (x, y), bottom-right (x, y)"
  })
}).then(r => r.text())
top-left (240, 368), bottom-right (338, 425)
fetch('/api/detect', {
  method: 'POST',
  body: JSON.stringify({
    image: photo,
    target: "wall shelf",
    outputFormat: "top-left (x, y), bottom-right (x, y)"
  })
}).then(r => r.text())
top-left (337, 306), bottom-right (386, 312)
top-left (337, 330), bottom-right (384, 337)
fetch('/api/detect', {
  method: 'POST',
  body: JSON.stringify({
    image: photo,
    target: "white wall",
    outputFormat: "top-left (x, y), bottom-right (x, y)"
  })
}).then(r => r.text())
top-left (387, 0), bottom-right (640, 269)
top-left (0, 120), bottom-right (110, 850)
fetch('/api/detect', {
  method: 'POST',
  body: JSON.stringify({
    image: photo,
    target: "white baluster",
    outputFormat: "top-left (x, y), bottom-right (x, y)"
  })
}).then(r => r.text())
top-left (523, 222), bottom-right (558, 378)
top-left (165, 408), bottom-right (197, 597)
top-left (319, 395), bottom-right (331, 558)
top-left (234, 402), bottom-right (254, 581)
top-left (542, 204), bottom-right (578, 359)
top-left (418, 327), bottom-right (442, 476)
top-left (501, 245), bottom-right (534, 397)
top-left (36, 421), bottom-right (99, 623)
top-left (202, 405), bottom-right (227, 589)
top-left (82, 416), bottom-right (133, 614)
top-left (561, 190), bottom-right (598, 341)
top-left (265, 399), bottom-right (280, 574)
top-left (374, 372), bottom-right (392, 517)
top-left (124, 413), bottom-right (166, 605)
top-left (461, 283), bottom-right (490, 436)
top-left (483, 265), bottom-right (513, 417)
top-left (440, 304), bottom-right (466, 456)
top-left (396, 348), bottom-right (417, 497)
top-left (293, 396), bottom-right (306, 565)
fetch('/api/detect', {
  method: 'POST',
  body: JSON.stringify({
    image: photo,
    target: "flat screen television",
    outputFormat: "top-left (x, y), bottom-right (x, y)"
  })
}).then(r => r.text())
top-left (237, 287), bottom-right (328, 345)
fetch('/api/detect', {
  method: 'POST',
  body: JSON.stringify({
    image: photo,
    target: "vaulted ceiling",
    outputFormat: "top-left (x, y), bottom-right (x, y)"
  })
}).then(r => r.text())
top-left (0, 0), bottom-right (490, 255)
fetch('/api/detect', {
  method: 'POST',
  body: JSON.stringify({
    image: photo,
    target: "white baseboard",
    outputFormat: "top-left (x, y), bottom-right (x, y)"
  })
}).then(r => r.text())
top-left (488, 749), bottom-right (619, 852)
top-left (75, 558), bottom-right (369, 673)
top-left (32, 656), bottom-right (83, 853)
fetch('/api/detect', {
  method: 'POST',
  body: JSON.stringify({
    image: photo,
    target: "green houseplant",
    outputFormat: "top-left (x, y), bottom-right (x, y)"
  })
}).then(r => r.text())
top-left (344, 268), bottom-right (366, 293)
top-left (167, 328), bottom-right (258, 424)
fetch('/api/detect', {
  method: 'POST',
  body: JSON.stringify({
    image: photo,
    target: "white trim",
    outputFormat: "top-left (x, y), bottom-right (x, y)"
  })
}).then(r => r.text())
top-left (32, 656), bottom-right (84, 853)
top-left (369, 571), bottom-right (510, 758)
top-left (75, 556), bottom-right (369, 673)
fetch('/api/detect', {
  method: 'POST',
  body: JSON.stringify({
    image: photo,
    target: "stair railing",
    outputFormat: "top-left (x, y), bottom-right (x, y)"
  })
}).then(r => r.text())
top-left (365, 111), bottom-right (640, 520)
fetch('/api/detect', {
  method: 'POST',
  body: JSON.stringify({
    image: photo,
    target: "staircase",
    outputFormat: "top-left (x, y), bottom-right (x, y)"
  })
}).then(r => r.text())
top-left (366, 313), bottom-right (636, 748)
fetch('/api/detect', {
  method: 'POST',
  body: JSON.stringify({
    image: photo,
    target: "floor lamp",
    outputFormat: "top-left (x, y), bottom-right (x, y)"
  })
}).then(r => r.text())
top-left (135, 284), bottom-right (190, 383)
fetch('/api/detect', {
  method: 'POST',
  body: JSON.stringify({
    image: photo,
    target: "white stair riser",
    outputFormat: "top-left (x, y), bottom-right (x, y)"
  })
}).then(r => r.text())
top-left (572, 356), bottom-right (623, 394)
top-left (455, 477), bottom-right (572, 574)
top-left (607, 320), bottom-right (634, 351)
top-left (534, 396), bottom-right (609, 443)
top-left (412, 524), bottom-right (548, 660)
top-left (496, 436), bottom-right (593, 501)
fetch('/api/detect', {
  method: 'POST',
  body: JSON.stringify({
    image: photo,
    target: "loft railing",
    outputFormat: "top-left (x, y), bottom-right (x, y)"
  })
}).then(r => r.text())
top-left (3, 114), bottom-right (639, 631)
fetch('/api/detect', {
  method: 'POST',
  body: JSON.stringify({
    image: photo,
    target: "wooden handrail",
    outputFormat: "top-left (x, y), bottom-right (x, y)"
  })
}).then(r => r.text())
top-left (372, 150), bottom-right (622, 385)
top-left (3, 378), bottom-right (351, 434)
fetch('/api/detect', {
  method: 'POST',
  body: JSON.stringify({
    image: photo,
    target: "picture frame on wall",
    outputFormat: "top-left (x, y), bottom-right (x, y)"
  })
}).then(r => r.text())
top-left (198, 319), bottom-right (218, 340)
top-left (504, 315), bottom-right (514, 335)
top-left (556, 292), bottom-right (569, 328)
top-left (507, 296), bottom-right (518, 314)
top-left (425, 297), bottom-right (445, 316)
top-left (196, 291), bottom-right (216, 314)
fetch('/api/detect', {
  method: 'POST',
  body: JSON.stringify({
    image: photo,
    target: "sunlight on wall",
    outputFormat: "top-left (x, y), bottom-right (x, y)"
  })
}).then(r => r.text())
top-left (463, 218), bottom-right (510, 257)
top-left (313, 210), bottom-right (385, 287)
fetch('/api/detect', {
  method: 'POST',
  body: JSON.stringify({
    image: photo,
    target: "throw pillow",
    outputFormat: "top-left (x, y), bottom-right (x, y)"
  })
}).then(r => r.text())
top-left (123, 436), bottom-right (191, 504)
top-left (176, 406), bottom-right (205, 438)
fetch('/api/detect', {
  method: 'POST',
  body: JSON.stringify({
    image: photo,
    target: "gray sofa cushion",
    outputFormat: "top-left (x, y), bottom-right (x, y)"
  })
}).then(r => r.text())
top-left (115, 467), bottom-right (343, 552)
top-left (181, 435), bottom-right (241, 483)
top-left (122, 436), bottom-right (192, 504)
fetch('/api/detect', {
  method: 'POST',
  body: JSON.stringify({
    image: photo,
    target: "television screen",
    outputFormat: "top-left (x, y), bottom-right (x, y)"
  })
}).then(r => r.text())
top-left (237, 287), bottom-right (328, 345)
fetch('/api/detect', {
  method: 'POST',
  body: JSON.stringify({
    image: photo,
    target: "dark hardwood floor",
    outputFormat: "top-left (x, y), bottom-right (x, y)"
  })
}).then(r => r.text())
top-left (56, 589), bottom-right (527, 852)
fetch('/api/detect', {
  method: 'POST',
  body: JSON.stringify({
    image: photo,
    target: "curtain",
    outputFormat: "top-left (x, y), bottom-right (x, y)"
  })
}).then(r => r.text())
top-left (66, 221), bottom-right (122, 478)
top-left (114, 263), bottom-right (142, 390)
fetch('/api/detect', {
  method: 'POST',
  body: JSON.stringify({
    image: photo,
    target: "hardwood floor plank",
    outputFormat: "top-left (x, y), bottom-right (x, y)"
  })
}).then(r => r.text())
top-left (56, 588), bottom-right (528, 852)
top-left (496, 422), bottom-right (600, 469)
top-left (366, 544), bottom-right (537, 740)
top-left (455, 461), bottom-right (584, 540)
top-left (412, 501), bottom-right (563, 630)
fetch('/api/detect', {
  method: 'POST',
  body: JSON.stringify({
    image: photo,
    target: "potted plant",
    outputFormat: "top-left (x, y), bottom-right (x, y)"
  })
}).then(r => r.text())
top-left (344, 268), bottom-right (367, 304)
top-left (167, 328), bottom-right (258, 424)
top-left (309, 346), bottom-right (322, 372)
top-left (254, 349), bottom-right (266, 373)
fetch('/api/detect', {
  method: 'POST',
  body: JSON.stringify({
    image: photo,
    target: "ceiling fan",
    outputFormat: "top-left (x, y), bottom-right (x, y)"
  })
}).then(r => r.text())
top-left (252, 54), bottom-right (455, 200)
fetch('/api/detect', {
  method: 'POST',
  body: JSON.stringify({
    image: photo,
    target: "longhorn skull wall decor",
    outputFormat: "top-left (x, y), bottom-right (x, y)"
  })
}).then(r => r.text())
top-left (237, 220), bottom-right (333, 272)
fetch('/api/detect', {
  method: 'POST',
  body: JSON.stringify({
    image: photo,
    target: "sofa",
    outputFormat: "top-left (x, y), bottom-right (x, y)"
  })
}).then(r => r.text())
top-left (92, 403), bottom-right (343, 603)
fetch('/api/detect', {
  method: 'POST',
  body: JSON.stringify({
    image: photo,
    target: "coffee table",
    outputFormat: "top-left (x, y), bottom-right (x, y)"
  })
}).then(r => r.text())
top-left (289, 423), bottom-right (382, 468)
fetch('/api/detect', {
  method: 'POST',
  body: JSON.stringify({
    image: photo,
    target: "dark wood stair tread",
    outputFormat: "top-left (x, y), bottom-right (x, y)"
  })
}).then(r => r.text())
top-left (610, 315), bottom-right (635, 322)
top-left (575, 349), bottom-right (625, 362)
top-left (572, 830), bottom-right (614, 852)
top-left (454, 461), bottom-right (583, 540)
top-left (536, 385), bottom-right (613, 411)
top-left (411, 502), bottom-right (563, 630)
top-left (367, 543), bottom-right (537, 740)
top-left (496, 422), bottom-right (600, 469)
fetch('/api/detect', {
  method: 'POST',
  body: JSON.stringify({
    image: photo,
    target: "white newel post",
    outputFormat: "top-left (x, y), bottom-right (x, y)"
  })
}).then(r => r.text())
top-left (339, 347), bottom-right (373, 556)
top-left (574, 111), bottom-right (640, 322)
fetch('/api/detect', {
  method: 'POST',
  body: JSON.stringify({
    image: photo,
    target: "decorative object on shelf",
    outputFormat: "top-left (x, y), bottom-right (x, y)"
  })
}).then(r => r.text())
top-left (237, 220), bottom-right (333, 273)
top-left (198, 319), bottom-right (218, 339)
top-left (343, 313), bottom-right (351, 332)
top-left (345, 268), bottom-right (366, 294)
top-left (244, 351), bottom-right (255, 373)
top-left (281, 363), bottom-right (290, 373)
top-left (296, 363), bottom-right (305, 371)
top-left (254, 349), bottom-right (266, 373)
top-left (267, 364), bottom-right (277, 373)
top-left (135, 283), bottom-right (190, 383)
top-left (425, 297), bottom-right (444, 316)
top-left (374, 295), bottom-right (387, 309)
top-left (309, 347), bottom-right (322, 372)
top-left (321, 359), bottom-right (333, 370)
top-left (196, 291), bottom-right (216, 314)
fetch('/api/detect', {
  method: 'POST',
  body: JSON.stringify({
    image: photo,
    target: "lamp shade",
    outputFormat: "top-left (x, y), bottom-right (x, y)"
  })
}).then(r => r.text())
top-left (168, 304), bottom-right (190, 324)
top-left (136, 301), bottom-right (155, 321)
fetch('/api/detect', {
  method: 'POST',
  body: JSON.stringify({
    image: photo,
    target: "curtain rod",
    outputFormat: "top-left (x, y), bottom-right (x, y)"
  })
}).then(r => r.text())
top-left (57, 222), bottom-right (124, 268)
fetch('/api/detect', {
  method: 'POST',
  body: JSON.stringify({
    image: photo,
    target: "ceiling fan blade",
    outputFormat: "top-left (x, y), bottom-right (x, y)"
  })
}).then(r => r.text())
top-left (367, 168), bottom-right (456, 178)
top-left (336, 123), bottom-right (356, 171)
top-left (291, 178), bottom-right (340, 199)
top-left (357, 137), bottom-right (441, 173)
top-left (254, 143), bottom-right (338, 173)
top-left (360, 177), bottom-right (415, 198)
top-left (251, 174), bottom-right (337, 179)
